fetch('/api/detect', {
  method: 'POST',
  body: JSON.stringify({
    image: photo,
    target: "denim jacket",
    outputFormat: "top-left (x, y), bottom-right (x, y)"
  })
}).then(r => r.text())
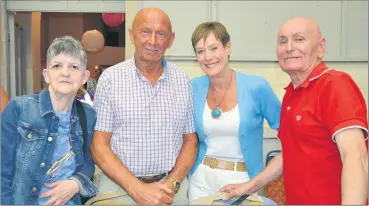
top-left (1, 90), bottom-right (98, 205)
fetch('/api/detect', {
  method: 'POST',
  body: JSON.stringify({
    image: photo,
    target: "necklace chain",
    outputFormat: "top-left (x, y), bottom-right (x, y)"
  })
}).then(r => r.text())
top-left (210, 71), bottom-right (233, 108)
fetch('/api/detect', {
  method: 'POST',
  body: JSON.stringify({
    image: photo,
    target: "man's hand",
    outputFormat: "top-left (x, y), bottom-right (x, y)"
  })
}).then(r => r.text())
top-left (220, 181), bottom-right (257, 200)
top-left (162, 178), bottom-right (176, 197)
top-left (129, 181), bottom-right (174, 205)
top-left (39, 180), bottom-right (80, 205)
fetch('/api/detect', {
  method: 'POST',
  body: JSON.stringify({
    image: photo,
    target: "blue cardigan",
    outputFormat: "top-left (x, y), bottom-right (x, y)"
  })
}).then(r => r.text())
top-left (190, 72), bottom-right (281, 179)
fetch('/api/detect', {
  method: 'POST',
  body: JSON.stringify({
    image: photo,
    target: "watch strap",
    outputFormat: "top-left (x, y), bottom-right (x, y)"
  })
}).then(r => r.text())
top-left (167, 175), bottom-right (180, 193)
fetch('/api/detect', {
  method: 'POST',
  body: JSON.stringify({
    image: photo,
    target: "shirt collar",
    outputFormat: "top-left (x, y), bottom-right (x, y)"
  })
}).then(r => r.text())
top-left (39, 90), bottom-right (55, 117)
top-left (132, 54), bottom-right (168, 80)
top-left (39, 89), bottom-right (78, 120)
top-left (284, 61), bottom-right (330, 91)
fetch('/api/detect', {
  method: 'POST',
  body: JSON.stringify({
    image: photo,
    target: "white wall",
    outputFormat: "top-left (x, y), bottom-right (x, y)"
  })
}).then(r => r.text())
top-left (136, 1), bottom-right (368, 62)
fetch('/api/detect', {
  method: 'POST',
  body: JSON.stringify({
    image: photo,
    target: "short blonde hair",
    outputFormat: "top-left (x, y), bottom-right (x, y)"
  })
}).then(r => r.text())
top-left (191, 21), bottom-right (230, 51)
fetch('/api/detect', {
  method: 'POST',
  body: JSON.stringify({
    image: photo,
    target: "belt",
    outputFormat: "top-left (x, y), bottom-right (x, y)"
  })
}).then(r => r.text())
top-left (202, 157), bottom-right (247, 172)
top-left (137, 172), bottom-right (169, 183)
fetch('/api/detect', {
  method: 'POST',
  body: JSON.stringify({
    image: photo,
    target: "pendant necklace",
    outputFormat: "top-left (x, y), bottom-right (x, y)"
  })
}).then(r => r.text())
top-left (210, 72), bottom-right (233, 119)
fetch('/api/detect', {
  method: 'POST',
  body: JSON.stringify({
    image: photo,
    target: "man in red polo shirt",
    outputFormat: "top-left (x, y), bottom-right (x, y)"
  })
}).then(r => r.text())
top-left (220, 17), bottom-right (368, 205)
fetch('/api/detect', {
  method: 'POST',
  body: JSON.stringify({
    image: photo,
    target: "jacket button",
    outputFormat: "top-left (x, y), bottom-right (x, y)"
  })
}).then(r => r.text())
top-left (47, 137), bottom-right (53, 142)
top-left (31, 187), bottom-right (37, 192)
top-left (40, 162), bottom-right (45, 168)
top-left (52, 116), bottom-right (56, 120)
top-left (27, 133), bottom-right (32, 139)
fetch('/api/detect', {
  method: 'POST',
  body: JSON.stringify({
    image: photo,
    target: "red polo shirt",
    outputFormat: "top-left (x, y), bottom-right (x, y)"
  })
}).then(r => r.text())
top-left (278, 62), bottom-right (368, 204)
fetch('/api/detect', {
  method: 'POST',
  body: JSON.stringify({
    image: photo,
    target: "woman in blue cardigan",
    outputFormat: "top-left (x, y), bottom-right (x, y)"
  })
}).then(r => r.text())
top-left (188, 21), bottom-right (281, 203)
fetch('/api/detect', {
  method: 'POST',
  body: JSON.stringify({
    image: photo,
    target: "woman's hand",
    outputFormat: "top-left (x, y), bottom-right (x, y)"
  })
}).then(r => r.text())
top-left (220, 181), bottom-right (258, 200)
top-left (39, 180), bottom-right (80, 205)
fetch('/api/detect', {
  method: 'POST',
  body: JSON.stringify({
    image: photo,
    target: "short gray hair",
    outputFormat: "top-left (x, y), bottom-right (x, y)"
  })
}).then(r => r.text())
top-left (46, 36), bottom-right (87, 70)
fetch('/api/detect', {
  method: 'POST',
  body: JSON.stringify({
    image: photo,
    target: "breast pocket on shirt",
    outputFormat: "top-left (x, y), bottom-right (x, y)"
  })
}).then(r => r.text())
top-left (17, 121), bottom-right (47, 158)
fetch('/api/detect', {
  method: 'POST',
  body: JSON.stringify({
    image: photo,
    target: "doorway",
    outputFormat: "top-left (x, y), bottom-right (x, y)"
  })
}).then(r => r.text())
top-left (2, 1), bottom-right (126, 97)
top-left (14, 23), bottom-right (26, 96)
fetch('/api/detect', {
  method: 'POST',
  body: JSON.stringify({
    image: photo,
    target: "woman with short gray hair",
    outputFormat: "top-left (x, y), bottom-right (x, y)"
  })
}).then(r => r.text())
top-left (1, 36), bottom-right (98, 205)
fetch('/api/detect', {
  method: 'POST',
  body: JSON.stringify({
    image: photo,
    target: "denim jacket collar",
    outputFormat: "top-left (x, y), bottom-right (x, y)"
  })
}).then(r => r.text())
top-left (39, 90), bottom-right (78, 123)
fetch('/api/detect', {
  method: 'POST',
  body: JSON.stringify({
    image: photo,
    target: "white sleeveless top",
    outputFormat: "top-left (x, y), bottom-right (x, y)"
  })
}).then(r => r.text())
top-left (203, 101), bottom-right (243, 162)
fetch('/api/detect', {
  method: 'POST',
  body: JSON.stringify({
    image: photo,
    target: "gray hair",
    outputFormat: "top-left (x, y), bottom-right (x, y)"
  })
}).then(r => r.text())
top-left (46, 36), bottom-right (87, 70)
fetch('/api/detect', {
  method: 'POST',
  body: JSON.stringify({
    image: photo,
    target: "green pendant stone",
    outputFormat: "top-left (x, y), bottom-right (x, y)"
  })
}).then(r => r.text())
top-left (211, 108), bottom-right (222, 119)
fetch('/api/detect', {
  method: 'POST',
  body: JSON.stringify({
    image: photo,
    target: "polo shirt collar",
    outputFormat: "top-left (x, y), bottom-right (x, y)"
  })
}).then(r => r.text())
top-left (284, 61), bottom-right (330, 91)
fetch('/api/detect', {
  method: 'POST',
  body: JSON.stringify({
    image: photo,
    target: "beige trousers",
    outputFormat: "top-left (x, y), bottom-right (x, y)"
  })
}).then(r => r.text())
top-left (93, 172), bottom-right (189, 205)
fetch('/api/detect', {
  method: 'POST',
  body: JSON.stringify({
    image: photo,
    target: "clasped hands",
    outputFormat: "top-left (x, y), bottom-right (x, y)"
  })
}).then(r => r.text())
top-left (129, 178), bottom-right (176, 205)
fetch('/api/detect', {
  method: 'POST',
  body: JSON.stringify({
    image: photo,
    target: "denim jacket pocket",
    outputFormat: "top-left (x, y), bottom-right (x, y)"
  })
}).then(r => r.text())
top-left (17, 121), bottom-right (47, 157)
top-left (17, 121), bottom-right (48, 141)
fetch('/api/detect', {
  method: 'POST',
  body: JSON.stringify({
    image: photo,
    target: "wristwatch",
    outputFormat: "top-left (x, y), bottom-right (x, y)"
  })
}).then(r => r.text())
top-left (166, 175), bottom-right (181, 193)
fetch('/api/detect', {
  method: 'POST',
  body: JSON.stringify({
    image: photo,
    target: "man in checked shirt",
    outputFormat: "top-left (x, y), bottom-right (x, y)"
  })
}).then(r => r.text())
top-left (90, 7), bottom-right (198, 205)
